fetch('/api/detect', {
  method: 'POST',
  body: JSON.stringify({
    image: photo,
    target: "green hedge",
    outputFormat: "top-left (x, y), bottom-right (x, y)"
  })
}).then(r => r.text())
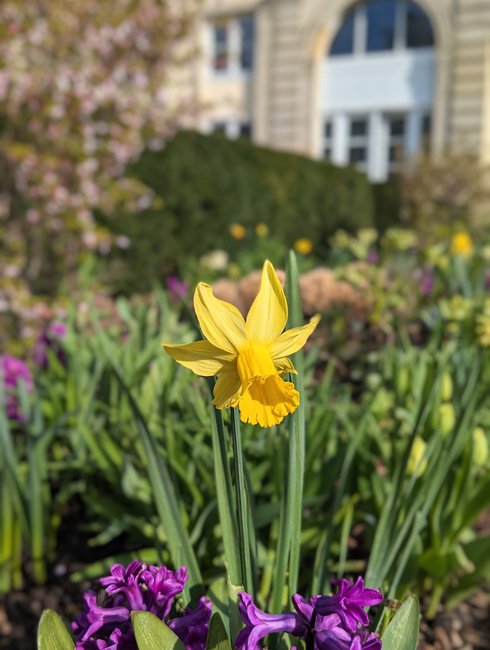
top-left (102, 131), bottom-right (376, 292)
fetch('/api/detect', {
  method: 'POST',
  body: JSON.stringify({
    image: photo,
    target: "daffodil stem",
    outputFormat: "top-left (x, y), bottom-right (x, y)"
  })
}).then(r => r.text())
top-left (231, 407), bottom-right (255, 595)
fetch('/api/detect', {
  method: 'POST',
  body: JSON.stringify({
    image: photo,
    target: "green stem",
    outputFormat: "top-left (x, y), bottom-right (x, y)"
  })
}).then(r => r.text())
top-left (231, 408), bottom-right (254, 594)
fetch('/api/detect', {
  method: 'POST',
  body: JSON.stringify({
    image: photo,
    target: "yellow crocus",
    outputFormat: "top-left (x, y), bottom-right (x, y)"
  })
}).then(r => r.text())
top-left (164, 261), bottom-right (319, 428)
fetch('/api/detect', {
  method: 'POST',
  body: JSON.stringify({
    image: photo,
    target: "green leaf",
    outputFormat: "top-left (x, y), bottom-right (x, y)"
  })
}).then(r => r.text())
top-left (206, 613), bottom-right (232, 650)
top-left (37, 609), bottom-right (75, 650)
top-left (132, 611), bottom-right (186, 650)
top-left (381, 596), bottom-right (420, 650)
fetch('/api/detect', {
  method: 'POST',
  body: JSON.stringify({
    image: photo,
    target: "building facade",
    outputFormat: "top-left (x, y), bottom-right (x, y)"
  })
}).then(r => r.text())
top-left (189, 0), bottom-right (490, 181)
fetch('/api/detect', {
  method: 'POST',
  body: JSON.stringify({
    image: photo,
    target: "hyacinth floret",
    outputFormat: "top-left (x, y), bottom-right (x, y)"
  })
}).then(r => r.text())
top-left (235, 577), bottom-right (383, 650)
top-left (72, 562), bottom-right (211, 650)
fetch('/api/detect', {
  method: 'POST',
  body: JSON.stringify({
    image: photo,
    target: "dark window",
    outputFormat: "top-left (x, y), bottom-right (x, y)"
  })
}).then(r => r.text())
top-left (329, 9), bottom-right (355, 56)
top-left (324, 147), bottom-right (332, 160)
top-left (366, 0), bottom-right (396, 52)
top-left (389, 117), bottom-right (405, 137)
top-left (213, 24), bottom-right (228, 71)
top-left (349, 147), bottom-right (367, 163)
top-left (239, 15), bottom-right (255, 70)
top-left (351, 118), bottom-right (368, 137)
top-left (406, 1), bottom-right (434, 48)
top-left (421, 113), bottom-right (431, 136)
top-left (324, 121), bottom-right (333, 138)
top-left (239, 122), bottom-right (252, 139)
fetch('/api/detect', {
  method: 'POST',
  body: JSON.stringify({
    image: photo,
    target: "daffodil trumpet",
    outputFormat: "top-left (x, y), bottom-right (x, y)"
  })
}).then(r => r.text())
top-left (164, 260), bottom-right (319, 428)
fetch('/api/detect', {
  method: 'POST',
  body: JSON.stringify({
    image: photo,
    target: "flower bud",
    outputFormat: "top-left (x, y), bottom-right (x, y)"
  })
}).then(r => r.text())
top-left (439, 403), bottom-right (455, 438)
top-left (440, 373), bottom-right (453, 401)
top-left (472, 427), bottom-right (488, 467)
top-left (407, 437), bottom-right (427, 477)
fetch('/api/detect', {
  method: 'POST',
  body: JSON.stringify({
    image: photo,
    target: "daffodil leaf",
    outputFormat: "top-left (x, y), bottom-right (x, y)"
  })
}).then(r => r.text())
top-left (381, 595), bottom-right (420, 650)
top-left (205, 613), bottom-right (232, 650)
top-left (132, 611), bottom-right (186, 650)
top-left (37, 609), bottom-right (75, 650)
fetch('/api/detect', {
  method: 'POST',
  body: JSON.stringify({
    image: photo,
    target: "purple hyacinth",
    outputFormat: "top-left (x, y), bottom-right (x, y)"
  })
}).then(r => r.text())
top-left (236, 592), bottom-right (308, 650)
top-left (33, 321), bottom-right (67, 369)
top-left (1, 354), bottom-right (33, 422)
top-left (72, 562), bottom-right (212, 650)
top-left (236, 578), bottom-right (383, 650)
top-left (314, 577), bottom-right (383, 632)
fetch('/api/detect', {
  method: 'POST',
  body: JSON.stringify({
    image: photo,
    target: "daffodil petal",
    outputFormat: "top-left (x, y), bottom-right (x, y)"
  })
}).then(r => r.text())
top-left (274, 357), bottom-right (297, 375)
top-left (194, 283), bottom-right (246, 354)
top-left (212, 371), bottom-right (242, 409)
top-left (163, 340), bottom-right (234, 376)
top-left (238, 375), bottom-right (299, 427)
top-left (269, 315), bottom-right (320, 359)
top-left (246, 260), bottom-right (288, 343)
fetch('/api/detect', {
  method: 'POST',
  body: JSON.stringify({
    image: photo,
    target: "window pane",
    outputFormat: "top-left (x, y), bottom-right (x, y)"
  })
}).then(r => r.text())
top-left (421, 113), bottom-right (431, 135)
top-left (406, 1), bottom-right (434, 48)
top-left (213, 24), bottom-right (228, 71)
top-left (349, 147), bottom-right (367, 163)
top-left (239, 122), bottom-right (252, 139)
top-left (389, 117), bottom-right (405, 137)
top-left (324, 148), bottom-right (332, 160)
top-left (366, 0), bottom-right (396, 52)
top-left (239, 14), bottom-right (255, 70)
top-left (350, 118), bottom-right (368, 137)
top-left (329, 10), bottom-right (354, 56)
top-left (324, 121), bottom-right (333, 138)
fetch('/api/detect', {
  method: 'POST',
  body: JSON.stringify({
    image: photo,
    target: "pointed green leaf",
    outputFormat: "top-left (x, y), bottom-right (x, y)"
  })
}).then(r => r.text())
top-left (381, 596), bottom-right (420, 650)
top-left (206, 613), bottom-right (232, 650)
top-left (132, 611), bottom-right (186, 650)
top-left (37, 609), bottom-right (75, 650)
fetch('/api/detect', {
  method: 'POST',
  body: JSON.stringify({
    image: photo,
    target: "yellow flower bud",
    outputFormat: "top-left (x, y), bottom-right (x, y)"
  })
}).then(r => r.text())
top-left (472, 427), bottom-right (488, 467)
top-left (441, 373), bottom-right (453, 401)
top-left (407, 437), bottom-right (427, 477)
top-left (439, 403), bottom-right (455, 438)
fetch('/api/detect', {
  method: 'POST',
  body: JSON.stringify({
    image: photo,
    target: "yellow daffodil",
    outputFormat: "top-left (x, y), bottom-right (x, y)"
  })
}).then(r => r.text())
top-left (450, 231), bottom-right (473, 257)
top-left (294, 238), bottom-right (313, 255)
top-left (164, 261), bottom-right (319, 427)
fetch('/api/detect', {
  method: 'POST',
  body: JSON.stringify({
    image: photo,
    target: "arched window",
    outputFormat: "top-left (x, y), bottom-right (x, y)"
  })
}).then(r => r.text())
top-left (329, 0), bottom-right (434, 57)
top-left (322, 0), bottom-right (435, 180)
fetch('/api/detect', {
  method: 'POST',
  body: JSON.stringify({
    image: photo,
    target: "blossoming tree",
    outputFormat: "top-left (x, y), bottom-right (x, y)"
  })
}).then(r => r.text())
top-left (0, 0), bottom-right (197, 297)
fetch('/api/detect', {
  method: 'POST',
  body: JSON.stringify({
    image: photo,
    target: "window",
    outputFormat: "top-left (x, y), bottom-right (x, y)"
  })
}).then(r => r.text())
top-left (210, 14), bottom-right (255, 74)
top-left (330, 10), bottom-right (355, 56)
top-left (386, 115), bottom-right (406, 170)
top-left (239, 122), bottom-right (252, 139)
top-left (328, 0), bottom-right (434, 57)
top-left (348, 116), bottom-right (369, 169)
top-left (421, 112), bottom-right (432, 153)
top-left (406, 1), bottom-right (434, 48)
top-left (239, 15), bottom-right (254, 71)
top-left (213, 24), bottom-right (229, 71)
top-left (323, 120), bottom-right (334, 159)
